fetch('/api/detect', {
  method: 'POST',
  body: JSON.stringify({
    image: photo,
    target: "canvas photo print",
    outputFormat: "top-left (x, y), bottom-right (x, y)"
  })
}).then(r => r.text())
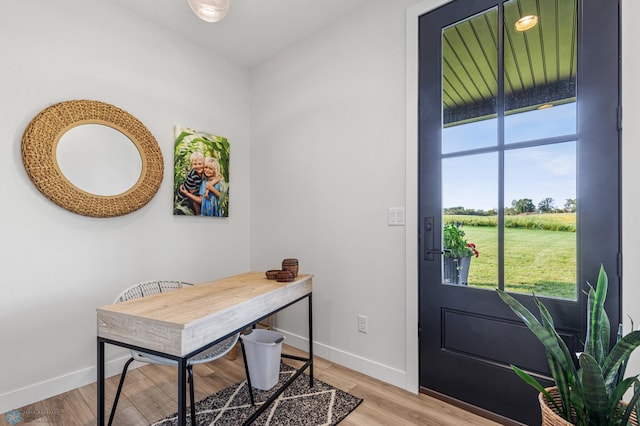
top-left (173, 125), bottom-right (229, 217)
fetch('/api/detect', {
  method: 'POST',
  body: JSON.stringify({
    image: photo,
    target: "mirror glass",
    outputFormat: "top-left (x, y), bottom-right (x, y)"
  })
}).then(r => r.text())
top-left (56, 124), bottom-right (143, 196)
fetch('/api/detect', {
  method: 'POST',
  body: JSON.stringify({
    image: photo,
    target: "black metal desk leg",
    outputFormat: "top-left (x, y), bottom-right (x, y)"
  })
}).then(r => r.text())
top-left (309, 293), bottom-right (314, 387)
top-left (97, 340), bottom-right (105, 426)
top-left (239, 339), bottom-right (255, 406)
top-left (177, 358), bottom-right (188, 426)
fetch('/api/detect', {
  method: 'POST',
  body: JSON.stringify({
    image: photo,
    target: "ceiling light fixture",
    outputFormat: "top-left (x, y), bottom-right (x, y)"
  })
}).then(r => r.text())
top-left (187, 0), bottom-right (230, 23)
top-left (514, 15), bottom-right (538, 32)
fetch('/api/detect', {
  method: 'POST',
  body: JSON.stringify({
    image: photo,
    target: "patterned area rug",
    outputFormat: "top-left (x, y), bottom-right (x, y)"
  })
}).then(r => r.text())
top-left (151, 363), bottom-right (362, 425)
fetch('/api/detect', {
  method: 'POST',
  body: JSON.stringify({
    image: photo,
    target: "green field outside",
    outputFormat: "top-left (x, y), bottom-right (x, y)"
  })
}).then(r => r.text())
top-left (446, 212), bottom-right (576, 232)
top-left (444, 214), bottom-right (577, 299)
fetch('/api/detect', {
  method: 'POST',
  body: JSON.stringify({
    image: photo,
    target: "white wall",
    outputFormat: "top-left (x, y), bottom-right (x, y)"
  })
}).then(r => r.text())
top-left (250, 0), bottom-right (421, 389)
top-left (0, 0), bottom-right (251, 412)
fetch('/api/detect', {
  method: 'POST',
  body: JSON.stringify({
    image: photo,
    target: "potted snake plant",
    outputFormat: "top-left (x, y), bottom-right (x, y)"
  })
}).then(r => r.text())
top-left (497, 266), bottom-right (640, 425)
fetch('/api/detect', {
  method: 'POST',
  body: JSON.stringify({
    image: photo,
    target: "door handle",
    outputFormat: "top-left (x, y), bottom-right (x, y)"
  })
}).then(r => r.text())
top-left (424, 217), bottom-right (447, 261)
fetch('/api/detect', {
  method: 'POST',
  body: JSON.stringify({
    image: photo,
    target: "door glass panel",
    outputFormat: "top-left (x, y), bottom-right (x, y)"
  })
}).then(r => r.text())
top-left (504, 142), bottom-right (577, 299)
top-left (505, 103), bottom-right (576, 143)
top-left (442, 118), bottom-right (497, 153)
top-left (504, 0), bottom-right (577, 144)
top-left (442, 153), bottom-right (498, 289)
top-left (442, 7), bottom-right (498, 154)
top-left (441, 0), bottom-right (578, 299)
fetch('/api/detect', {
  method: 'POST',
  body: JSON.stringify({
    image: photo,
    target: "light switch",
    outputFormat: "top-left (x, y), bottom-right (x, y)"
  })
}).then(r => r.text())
top-left (388, 207), bottom-right (405, 226)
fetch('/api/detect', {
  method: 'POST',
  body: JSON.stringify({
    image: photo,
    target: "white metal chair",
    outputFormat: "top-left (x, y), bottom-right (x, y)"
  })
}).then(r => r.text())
top-left (108, 280), bottom-right (240, 426)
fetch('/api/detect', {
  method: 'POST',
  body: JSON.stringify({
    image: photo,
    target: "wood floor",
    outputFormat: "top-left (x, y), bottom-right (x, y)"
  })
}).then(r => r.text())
top-left (1, 345), bottom-right (501, 425)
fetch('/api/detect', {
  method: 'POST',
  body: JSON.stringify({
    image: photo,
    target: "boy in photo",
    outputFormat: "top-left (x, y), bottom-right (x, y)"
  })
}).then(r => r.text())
top-left (175, 151), bottom-right (204, 215)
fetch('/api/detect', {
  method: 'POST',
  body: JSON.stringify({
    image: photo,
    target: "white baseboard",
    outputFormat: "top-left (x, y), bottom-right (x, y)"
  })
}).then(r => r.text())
top-left (0, 354), bottom-right (137, 415)
top-left (276, 328), bottom-right (407, 390)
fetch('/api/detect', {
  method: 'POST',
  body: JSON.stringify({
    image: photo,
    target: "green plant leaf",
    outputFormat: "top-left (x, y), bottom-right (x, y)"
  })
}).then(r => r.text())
top-left (537, 296), bottom-right (556, 329)
top-left (609, 376), bottom-right (637, 419)
top-left (602, 331), bottom-right (640, 390)
top-left (511, 365), bottom-right (546, 392)
top-left (614, 324), bottom-right (628, 388)
top-left (511, 365), bottom-right (567, 417)
top-left (599, 308), bottom-right (611, 367)
top-left (443, 223), bottom-right (475, 258)
top-left (546, 350), bottom-right (573, 419)
top-left (497, 290), bottom-right (578, 379)
top-left (569, 389), bottom-right (586, 426)
top-left (616, 378), bottom-right (640, 426)
top-left (539, 299), bottom-right (578, 418)
top-left (580, 353), bottom-right (609, 425)
top-left (584, 266), bottom-right (609, 365)
top-left (536, 296), bottom-right (580, 374)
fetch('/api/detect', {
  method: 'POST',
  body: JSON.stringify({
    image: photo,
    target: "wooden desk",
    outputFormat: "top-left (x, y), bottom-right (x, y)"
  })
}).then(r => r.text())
top-left (96, 272), bottom-right (313, 425)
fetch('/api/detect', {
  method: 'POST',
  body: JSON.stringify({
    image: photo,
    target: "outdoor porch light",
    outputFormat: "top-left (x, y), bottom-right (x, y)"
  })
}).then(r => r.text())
top-left (187, 0), bottom-right (230, 23)
top-left (515, 15), bottom-right (538, 32)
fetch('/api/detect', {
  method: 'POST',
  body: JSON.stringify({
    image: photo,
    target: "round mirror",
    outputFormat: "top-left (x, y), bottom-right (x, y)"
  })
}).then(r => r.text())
top-left (22, 100), bottom-right (164, 217)
top-left (56, 124), bottom-right (143, 196)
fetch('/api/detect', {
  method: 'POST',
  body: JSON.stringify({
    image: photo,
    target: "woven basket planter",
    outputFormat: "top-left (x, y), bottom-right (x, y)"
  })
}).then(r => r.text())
top-left (540, 386), bottom-right (638, 426)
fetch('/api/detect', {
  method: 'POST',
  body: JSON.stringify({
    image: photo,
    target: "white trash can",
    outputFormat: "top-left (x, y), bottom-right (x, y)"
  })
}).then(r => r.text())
top-left (240, 329), bottom-right (285, 390)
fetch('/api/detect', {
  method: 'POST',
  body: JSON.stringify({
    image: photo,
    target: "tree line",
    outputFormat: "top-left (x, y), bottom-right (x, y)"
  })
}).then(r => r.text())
top-left (445, 198), bottom-right (576, 216)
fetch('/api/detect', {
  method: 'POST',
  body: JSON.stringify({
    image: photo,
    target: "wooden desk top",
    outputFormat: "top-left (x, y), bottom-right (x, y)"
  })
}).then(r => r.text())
top-left (97, 272), bottom-right (313, 357)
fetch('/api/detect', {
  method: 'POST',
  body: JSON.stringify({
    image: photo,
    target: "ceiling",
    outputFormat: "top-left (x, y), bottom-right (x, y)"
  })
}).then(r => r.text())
top-left (442, 0), bottom-right (577, 125)
top-left (108, 0), bottom-right (369, 67)
top-left (106, 0), bottom-right (576, 126)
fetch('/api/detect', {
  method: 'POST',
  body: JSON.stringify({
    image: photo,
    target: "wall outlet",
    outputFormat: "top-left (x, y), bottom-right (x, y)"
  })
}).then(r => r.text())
top-left (357, 314), bottom-right (368, 334)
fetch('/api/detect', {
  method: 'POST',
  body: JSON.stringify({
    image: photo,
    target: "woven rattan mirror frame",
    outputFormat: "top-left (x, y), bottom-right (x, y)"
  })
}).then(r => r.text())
top-left (22, 100), bottom-right (163, 218)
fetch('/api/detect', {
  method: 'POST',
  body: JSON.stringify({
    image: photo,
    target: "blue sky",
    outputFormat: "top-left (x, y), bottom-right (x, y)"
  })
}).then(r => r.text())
top-left (442, 103), bottom-right (576, 211)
